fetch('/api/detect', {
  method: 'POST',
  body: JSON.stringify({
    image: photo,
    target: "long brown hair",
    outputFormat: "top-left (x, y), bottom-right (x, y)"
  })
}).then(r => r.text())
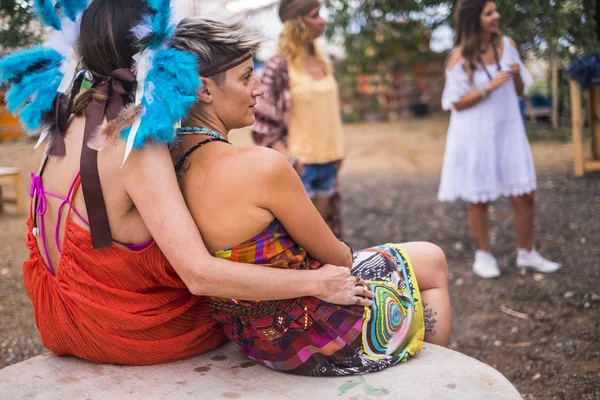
top-left (278, 17), bottom-right (329, 73)
top-left (453, 0), bottom-right (499, 82)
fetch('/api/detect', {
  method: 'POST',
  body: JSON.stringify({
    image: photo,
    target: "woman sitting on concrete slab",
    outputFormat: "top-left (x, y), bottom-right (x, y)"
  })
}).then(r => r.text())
top-left (0, 0), bottom-right (371, 366)
top-left (157, 17), bottom-right (451, 376)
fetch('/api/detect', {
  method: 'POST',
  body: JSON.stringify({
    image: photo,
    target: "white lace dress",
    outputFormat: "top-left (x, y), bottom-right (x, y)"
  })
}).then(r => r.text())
top-left (438, 36), bottom-right (536, 203)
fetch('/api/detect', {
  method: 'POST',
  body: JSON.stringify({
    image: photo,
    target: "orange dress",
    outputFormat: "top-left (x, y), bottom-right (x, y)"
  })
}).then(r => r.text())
top-left (22, 176), bottom-right (227, 365)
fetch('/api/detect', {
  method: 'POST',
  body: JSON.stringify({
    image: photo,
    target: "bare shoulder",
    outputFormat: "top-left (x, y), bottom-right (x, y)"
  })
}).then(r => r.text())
top-left (227, 146), bottom-right (291, 181)
top-left (447, 47), bottom-right (463, 70)
top-left (504, 35), bottom-right (518, 49)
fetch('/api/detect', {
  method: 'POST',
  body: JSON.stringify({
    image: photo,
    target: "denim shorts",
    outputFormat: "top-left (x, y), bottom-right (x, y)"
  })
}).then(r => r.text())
top-left (300, 162), bottom-right (338, 199)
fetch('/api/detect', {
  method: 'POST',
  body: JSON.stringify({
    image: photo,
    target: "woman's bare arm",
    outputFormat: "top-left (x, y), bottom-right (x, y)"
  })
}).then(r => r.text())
top-left (256, 149), bottom-right (352, 268)
top-left (447, 47), bottom-right (512, 111)
top-left (506, 37), bottom-right (525, 96)
top-left (121, 143), bottom-right (370, 304)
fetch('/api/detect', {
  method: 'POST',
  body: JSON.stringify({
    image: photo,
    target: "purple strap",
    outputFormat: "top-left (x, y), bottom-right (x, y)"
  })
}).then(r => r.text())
top-left (30, 172), bottom-right (85, 275)
top-left (30, 172), bottom-right (153, 274)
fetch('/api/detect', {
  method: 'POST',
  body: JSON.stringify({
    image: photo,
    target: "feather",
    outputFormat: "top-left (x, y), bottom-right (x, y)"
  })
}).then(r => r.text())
top-left (90, 103), bottom-right (141, 151)
top-left (46, 16), bottom-right (81, 56)
top-left (55, 0), bottom-right (88, 21)
top-left (0, 47), bottom-right (62, 83)
top-left (5, 63), bottom-right (60, 114)
top-left (134, 0), bottom-right (185, 50)
top-left (124, 48), bottom-right (199, 149)
top-left (19, 72), bottom-right (62, 130)
top-left (33, 0), bottom-right (61, 30)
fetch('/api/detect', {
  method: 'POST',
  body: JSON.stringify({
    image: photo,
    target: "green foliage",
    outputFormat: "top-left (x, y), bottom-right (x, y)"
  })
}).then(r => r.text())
top-left (325, 0), bottom-right (599, 66)
top-left (0, 0), bottom-right (41, 50)
top-left (324, 0), bottom-right (448, 72)
top-left (493, 0), bottom-right (598, 58)
top-left (527, 80), bottom-right (551, 97)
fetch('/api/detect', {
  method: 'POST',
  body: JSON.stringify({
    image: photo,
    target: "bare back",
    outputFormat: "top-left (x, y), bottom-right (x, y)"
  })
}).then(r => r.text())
top-left (34, 116), bottom-right (152, 272)
top-left (173, 137), bottom-right (274, 253)
top-left (173, 135), bottom-right (351, 267)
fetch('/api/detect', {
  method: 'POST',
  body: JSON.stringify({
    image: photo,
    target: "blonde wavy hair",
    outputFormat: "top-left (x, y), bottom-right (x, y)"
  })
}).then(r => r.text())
top-left (278, 16), bottom-right (329, 73)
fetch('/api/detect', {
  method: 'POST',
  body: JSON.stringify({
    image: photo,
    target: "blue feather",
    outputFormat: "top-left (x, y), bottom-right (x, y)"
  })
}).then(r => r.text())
top-left (0, 47), bottom-right (62, 83)
top-left (18, 70), bottom-right (62, 130)
top-left (5, 63), bottom-right (59, 113)
top-left (123, 48), bottom-right (199, 147)
top-left (138, 0), bottom-right (173, 48)
top-left (33, 0), bottom-right (61, 30)
top-left (56, 0), bottom-right (88, 21)
top-left (0, 47), bottom-right (63, 130)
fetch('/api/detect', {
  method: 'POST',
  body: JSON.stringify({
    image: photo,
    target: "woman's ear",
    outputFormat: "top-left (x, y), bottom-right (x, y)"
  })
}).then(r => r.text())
top-left (197, 77), bottom-right (213, 104)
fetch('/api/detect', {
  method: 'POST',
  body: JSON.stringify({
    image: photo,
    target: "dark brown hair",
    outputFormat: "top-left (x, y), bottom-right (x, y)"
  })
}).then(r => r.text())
top-left (72, 0), bottom-right (150, 114)
top-left (453, 0), bottom-right (498, 82)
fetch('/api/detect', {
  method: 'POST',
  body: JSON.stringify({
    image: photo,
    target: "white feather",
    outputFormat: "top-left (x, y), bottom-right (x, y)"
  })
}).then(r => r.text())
top-left (121, 50), bottom-right (154, 166)
top-left (34, 126), bottom-right (51, 148)
top-left (131, 20), bottom-right (154, 41)
top-left (47, 15), bottom-right (83, 94)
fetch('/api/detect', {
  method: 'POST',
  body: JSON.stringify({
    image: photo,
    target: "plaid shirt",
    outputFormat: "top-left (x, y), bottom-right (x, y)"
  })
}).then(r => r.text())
top-left (251, 55), bottom-right (291, 147)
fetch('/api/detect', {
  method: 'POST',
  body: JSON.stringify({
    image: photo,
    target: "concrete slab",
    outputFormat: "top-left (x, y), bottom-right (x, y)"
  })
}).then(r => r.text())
top-left (0, 342), bottom-right (522, 400)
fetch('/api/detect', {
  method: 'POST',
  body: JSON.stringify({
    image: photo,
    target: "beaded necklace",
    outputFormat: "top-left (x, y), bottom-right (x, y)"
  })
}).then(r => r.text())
top-left (176, 126), bottom-right (227, 141)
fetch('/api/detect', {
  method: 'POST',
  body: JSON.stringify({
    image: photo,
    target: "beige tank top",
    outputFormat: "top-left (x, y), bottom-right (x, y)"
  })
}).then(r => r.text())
top-left (287, 65), bottom-right (344, 164)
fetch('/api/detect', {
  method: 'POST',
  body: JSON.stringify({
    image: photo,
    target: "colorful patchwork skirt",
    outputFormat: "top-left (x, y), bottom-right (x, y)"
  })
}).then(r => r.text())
top-left (212, 243), bottom-right (425, 376)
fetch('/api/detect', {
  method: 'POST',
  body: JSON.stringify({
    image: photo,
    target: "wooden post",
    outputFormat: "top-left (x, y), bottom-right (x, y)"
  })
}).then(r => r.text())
top-left (590, 85), bottom-right (600, 160)
top-left (552, 58), bottom-right (559, 129)
top-left (570, 80), bottom-right (585, 177)
top-left (13, 173), bottom-right (25, 216)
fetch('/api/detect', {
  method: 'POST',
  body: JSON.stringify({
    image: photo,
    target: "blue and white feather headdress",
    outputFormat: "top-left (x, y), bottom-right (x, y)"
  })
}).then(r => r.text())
top-left (0, 0), bottom-right (90, 154)
top-left (0, 0), bottom-right (201, 163)
top-left (121, 0), bottom-right (201, 163)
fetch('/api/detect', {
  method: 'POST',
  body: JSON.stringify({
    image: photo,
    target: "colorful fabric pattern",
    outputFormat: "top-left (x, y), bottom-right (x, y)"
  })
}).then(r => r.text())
top-left (212, 219), bottom-right (424, 376)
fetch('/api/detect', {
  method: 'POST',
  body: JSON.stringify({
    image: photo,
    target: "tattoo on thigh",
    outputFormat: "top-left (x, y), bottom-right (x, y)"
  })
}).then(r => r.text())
top-left (423, 302), bottom-right (438, 337)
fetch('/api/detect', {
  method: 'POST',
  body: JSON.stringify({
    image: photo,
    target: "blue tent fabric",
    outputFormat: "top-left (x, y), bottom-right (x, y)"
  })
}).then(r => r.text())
top-left (568, 52), bottom-right (600, 89)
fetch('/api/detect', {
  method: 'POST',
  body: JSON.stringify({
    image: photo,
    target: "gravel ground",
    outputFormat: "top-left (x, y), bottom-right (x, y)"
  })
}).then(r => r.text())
top-left (0, 117), bottom-right (598, 399)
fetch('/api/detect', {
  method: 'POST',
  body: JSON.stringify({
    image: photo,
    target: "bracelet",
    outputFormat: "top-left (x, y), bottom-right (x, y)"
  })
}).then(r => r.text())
top-left (481, 87), bottom-right (490, 99)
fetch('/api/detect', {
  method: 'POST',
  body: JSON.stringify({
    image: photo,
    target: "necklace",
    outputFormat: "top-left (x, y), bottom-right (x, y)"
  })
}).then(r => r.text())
top-left (176, 126), bottom-right (228, 142)
top-left (478, 40), bottom-right (502, 81)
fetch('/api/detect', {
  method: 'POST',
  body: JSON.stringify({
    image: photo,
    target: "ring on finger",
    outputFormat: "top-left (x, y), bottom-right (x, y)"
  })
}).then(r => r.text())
top-left (355, 296), bottom-right (361, 305)
top-left (354, 276), bottom-right (360, 284)
top-left (361, 285), bottom-right (366, 295)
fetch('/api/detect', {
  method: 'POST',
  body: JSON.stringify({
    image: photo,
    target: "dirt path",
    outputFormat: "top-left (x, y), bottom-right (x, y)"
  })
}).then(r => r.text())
top-left (0, 116), bottom-right (598, 399)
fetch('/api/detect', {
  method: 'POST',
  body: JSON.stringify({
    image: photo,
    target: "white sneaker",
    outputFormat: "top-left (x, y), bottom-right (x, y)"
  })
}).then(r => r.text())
top-left (473, 250), bottom-right (501, 279)
top-left (516, 249), bottom-right (561, 273)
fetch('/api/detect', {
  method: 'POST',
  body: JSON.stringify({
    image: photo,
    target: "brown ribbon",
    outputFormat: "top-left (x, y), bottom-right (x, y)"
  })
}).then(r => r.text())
top-left (279, 0), bottom-right (320, 22)
top-left (81, 68), bottom-right (136, 249)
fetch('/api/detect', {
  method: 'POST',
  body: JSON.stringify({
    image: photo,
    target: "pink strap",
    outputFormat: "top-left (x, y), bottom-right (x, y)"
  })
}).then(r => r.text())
top-left (30, 172), bottom-right (85, 275)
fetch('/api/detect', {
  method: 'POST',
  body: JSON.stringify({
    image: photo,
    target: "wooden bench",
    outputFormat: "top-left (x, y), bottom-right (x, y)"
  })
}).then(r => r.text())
top-left (0, 342), bottom-right (522, 399)
top-left (0, 167), bottom-right (26, 216)
top-left (524, 97), bottom-right (552, 125)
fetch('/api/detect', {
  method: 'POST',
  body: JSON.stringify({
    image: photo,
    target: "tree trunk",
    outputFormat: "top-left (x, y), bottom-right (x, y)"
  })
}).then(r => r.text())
top-left (552, 57), bottom-right (559, 129)
top-left (596, 0), bottom-right (600, 41)
top-left (591, 85), bottom-right (600, 160)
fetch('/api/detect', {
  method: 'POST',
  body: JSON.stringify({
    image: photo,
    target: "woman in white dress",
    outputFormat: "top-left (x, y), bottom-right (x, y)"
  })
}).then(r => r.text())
top-left (438, 0), bottom-right (560, 278)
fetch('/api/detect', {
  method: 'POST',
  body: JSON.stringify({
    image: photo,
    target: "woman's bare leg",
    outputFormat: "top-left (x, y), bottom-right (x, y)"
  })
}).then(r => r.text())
top-left (396, 242), bottom-right (451, 347)
top-left (468, 202), bottom-right (490, 251)
top-left (510, 193), bottom-right (534, 251)
top-left (313, 197), bottom-right (331, 221)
